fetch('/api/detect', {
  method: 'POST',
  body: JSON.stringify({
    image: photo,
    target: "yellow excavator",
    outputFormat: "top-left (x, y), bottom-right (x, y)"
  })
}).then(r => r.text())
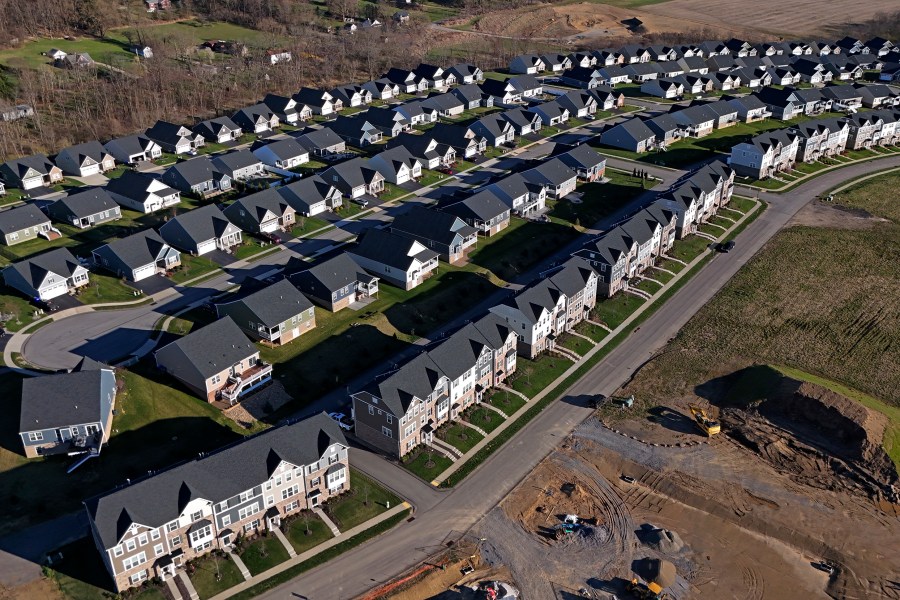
top-left (688, 404), bottom-right (721, 436)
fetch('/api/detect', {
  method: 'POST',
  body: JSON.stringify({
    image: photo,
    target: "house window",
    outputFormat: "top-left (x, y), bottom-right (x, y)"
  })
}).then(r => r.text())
top-left (171, 536), bottom-right (181, 547)
top-left (122, 552), bottom-right (147, 571)
top-left (243, 520), bottom-right (259, 533)
top-left (137, 533), bottom-right (148, 546)
top-left (368, 405), bottom-right (374, 415)
top-left (154, 544), bottom-right (164, 557)
top-left (386, 415), bottom-right (393, 424)
top-left (129, 570), bottom-right (148, 585)
top-left (239, 491), bottom-right (254, 503)
top-left (222, 515), bottom-right (231, 527)
top-left (27, 432), bottom-right (43, 442)
top-left (281, 485), bottom-right (300, 500)
top-left (167, 521), bottom-right (179, 533)
top-left (265, 481), bottom-right (272, 491)
top-left (189, 526), bottom-right (211, 546)
top-left (125, 539), bottom-right (136, 552)
top-left (238, 503), bottom-right (259, 520)
top-left (113, 545), bottom-right (123, 557)
top-left (9, 232), bottom-right (17, 241)
top-left (382, 426), bottom-right (393, 438)
top-left (211, 374), bottom-right (221, 385)
top-left (310, 477), bottom-right (321, 487)
top-left (190, 511), bottom-right (202, 522)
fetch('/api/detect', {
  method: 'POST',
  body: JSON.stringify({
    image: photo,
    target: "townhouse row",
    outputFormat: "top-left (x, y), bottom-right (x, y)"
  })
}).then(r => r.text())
top-left (84, 412), bottom-right (349, 592)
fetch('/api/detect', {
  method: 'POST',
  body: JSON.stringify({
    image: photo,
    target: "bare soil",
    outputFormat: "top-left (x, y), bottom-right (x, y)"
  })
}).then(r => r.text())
top-left (789, 200), bottom-right (886, 230)
top-left (0, 576), bottom-right (62, 600)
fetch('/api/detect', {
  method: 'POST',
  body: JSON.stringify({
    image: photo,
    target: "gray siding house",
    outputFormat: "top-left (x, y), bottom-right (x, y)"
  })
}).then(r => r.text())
top-left (0, 203), bottom-right (54, 246)
top-left (216, 279), bottom-right (315, 346)
top-left (288, 253), bottom-right (380, 312)
top-left (2, 247), bottom-right (90, 301)
top-left (45, 188), bottom-right (121, 229)
top-left (158, 204), bottom-right (242, 256)
top-left (91, 230), bottom-right (181, 282)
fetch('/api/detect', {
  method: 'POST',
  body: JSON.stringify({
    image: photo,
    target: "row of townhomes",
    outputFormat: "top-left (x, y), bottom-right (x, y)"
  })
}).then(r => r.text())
top-left (351, 255), bottom-right (598, 458)
top-left (729, 108), bottom-right (900, 178)
top-left (85, 412), bottom-right (349, 592)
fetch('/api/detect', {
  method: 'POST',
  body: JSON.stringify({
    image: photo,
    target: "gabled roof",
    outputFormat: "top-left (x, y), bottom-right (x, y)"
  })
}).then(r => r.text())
top-left (193, 116), bottom-right (241, 139)
top-left (294, 127), bottom-right (345, 151)
top-left (602, 118), bottom-right (655, 142)
top-left (501, 107), bottom-right (539, 129)
top-left (821, 84), bottom-right (864, 101)
top-left (210, 149), bottom-right (261, 173)
top-left (156, 316), bottom-right (255, 379)
top-left (232, 103), bottom-right (276, 124)
top-left (548, 257), bottom-right (596, 298)
top-left (146, 120), bottom-right (194, 145)
top-left (499, 278), bottom-right (562, 324)
top-left (473, 113), bottom-right (512, 138)
top-left (105, 135), bottom-right (157, 156)
top-left (446, 63), bottom-right (481, 79)
top-left (551, 144), bottom-right (606, 171)
top-left (251, 137), bottom-right (308, 161)
top-left (57, 141), bottom-right (110, 166)
top-left (289, 252), bottom-right (375, 294)
top-left (422, 92), bottom-right (464, 113)
top-left (442, 189), bottom-right (509, 223)
top-left (223, 187), bottom-right (292, 227)
top-left (508, 74), bottom-right (541, 93)
top-left (522, 157), bottom-right (576, 187)
top-left (351, 228), bottom-right (438, 271)
top-left (93, 230), bottom-right (172, 270)
top-left (451, 83), bottom-right (487, 103)
top-left (427, 322), bottom-right (492, 381)
top-left (293, 87), bottom-right (332, 106)
top-left (85, 412), bottom-right (346, 550)
top-left (321, 157), bottom-right (383, 189)
top-left (106, 171), bottom-right (178, 203)
top-left (49, 188), bottom-right (118, 219)
top-left (278, 175), bottom-right (339, 212)
top-left (2, 154), bottom-right (56, 178)
top-left (366, 352), bottom-right (444, 416)
top-left (0, 203), bottom-right (50, 234)
top-left (164, 156), bottom-right (226, 186)
top-left (3, 247), bottom-right (84, 289)
top-left (480, 78), bottom-right (517, 98)
top-left (391, 206), bottom-right (476, 246)
top-left (20, 364), bottom-right (115, 433)
top-left (218, 279), bottom-right (312, 327)
top-left (160, 204), bottom-right (238, 242)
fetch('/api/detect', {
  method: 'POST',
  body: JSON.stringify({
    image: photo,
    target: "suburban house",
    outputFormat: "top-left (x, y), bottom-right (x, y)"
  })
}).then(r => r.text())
top-left (368, 146), bottom-right (422, 185)
top-left (421, 92), bottom-right (466, 118)
top-left (641, 78), bottom-right (684, 99)
top-left (390, 206), bottom-right (478, 265)
top-left (330, 84), bottom-right (372, 108)
top-left (671, 104), bottom-right (717, 137)
top-left (159, 204), bottom-right (242, 256)
top-left (84, 412), bottom-right (348, 592)
top-left (844, 112), bottom-right (885, 149)
top-left (596, 66), bottom-right (631, 86)
top-left (347, 228), bottom-right (439, 290)
top-left (384, 68), bottom-right (428, 93)
top-left (2, 247), bottom-right (90, 300)
top-left (646, 113), bottom-right (684, 147)
top-left (470, 113), bottom-right (515, 147)
top-left (210, 150), bottom-right (265, 181)
top-left (485, 172), bottom-right (547, 216)
top-left (0, 204), bottom-right (54, 246)
top-left (501, 107), bottom-right (543, 136)
top-left (446, 63), bottom-right (484, 85)
top-left (45, 188), bottom-right (121, 229)
top-left (569, 51), bottom-right (597, 69)
top-left (216, 279), bottom-right (315, 346)
top-left (366, 106), bottom-right (412, 135)
top-left (521, 158), bottom-right (578, 199)
top-left (145, 121), bottom-right (205, 155)
top-left (294, 128), bottom-right (347, 157)
top-left (289, 253), bottom-right (379, 312)
top-left (527, 101), bottom-right (570, 127)
top-left (441, 189), bottom-right (511, 236)
top-left (261, 93), bottom-right (308, 125)
top-left (556, 90), bottom-right (598, 119)
top-left (429, 123), bottom-right (487, 158)
top-left (821, 84), bottom-right (864, 109)
top-left (19, 361), bottom-right (116, 459)
top-left (450, 84), bottom-right (493, 110)
top-left (561, 67), bottom-right (607, 89)
top-left (320, 157), bottom-right (385, 198)
top-left (388, 134), bottom-right (456, 169)
top-left (480, 78), bottom-right (522, 105)
top-left (106, 171), bottom-right (179, 214)
top-left (791, 118), bottom-right (849, 162)
top-left (250, 138), bottom-right (310, 170)
top-left (55, 141), bottom-right (115, 177)
top-left (278, 176), bottom-right (342, 217)
top-left (161, 157), bottom-right (232, 197)
top-left (758, 86), bottom-right (831, 119)
top-left (0, 154), bottom-right (63, 190)
top-left (155, 316), bottom-right (272, 404)
top-left (589, 86), bottom-right (625, 110)
top-left (624, 62), bottom-right (662, 82)
top-left (552, 144), bottom-right (607, 182)
top-left (231, 104), bottom-right (280, 134)
top-left (855, 83), bottom-right (899, 108)
top-left (92, 230), bottom-right (181, 282)
top-left (509, 54), bottom-right (546, 74)
top-left (600, 118), bottom-right (657, 152)
top-left (541, 53), bottom-right (572, 72)
top-left (729, 130), bottom-right (800, 179)
top-left (223, 187), bottom-right (296, 235)
top-left (104, 135), bottom-right (162, 165)
top-left (351, 311), bottom-right (517, 458)
top-left (725, 94), bottom-right (772, 122)
top-left (193, 117), bottom-right (243, 144)
top-left (414, 63), bottom-right (452, 89)
top-left (327, 116), bottom-right (384, 147)
top-left (658, 161), bottom-right (734, 237)
top-left (361, 78), bottom-right (400, 101)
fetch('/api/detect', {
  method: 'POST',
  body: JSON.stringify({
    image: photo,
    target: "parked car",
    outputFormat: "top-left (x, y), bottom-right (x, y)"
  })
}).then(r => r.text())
top-left (352, 197), bottom-right (369, 207)
top-left (621, 475), bottom-right (636, 484)
top-left (717, 240), bottom-right (735, 253)
top-left (328, 412), bottom-right (353, 431)
top-left (260, 232), bottom-right (282, 244)
top-left (438, 166), bottom-right (454, 175)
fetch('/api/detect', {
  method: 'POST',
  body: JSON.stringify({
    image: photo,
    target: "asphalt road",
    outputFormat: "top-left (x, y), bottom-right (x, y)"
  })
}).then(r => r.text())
top-left (250, 154), bottom-right (900, 600)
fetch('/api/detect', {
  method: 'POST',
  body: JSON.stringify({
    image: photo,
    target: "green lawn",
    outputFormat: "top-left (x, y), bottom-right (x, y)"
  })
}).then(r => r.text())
top-left (669, 234), bottom-right (712, 263)
top-left (0, 367), bottom-right (263, 536)
top-left (437, 422), bottom-right (485, 453)
top-left (468, 217), bottom-right (579, 282)
top-left (291, 215), bottom-right (332, 236)
top-left (0, 36), bottom-right (136, 70)
top-left (109, 20), bottom-right (288, 49)
top-left (509, 355), bottom-right (574, 399)
top-left (594, 293), bottom-right (646, 329)
top-left (237, 534), bottom-right (291, 576)
top-left (573, 320), bottom-right (609, 343)
top-left (283, 511), bottom-right (334, 555)
top-left (381, 183), bottom-right (412, 201)
top-left (169, 254), bottom-right (221, 284)
top-left (78, 272), bottom-right (143, 305)
top-left (633, 278), bottom-right (663, 295)
top-left (557, 332), bottom-right (596, 356)
top-left (233, 240), bottom-right (278, 261)
top-left (403, 448), bottom-right (454, 482)
top-left (549, 170), bottom-right (645, 228)
top-left (463, 405), bottom-right (506, 433)
top-left (727, 196), bottom-right (757, 214)
top-left (0, 286), bottom-right (46, 332)
top-left (198, 134), bottom-right (256, 155)
top-left (190, 552), bottom-right (246, 600)
top-left (324, 469), bottom-right (400, 530)
top-left (486, 387), bottom-right (527, 415)
top-left (418, 169), bottom-right (451, 187)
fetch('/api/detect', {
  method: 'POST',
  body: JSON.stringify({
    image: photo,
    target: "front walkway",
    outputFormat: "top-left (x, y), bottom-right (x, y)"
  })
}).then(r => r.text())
top-left (224, 547), bottom-right (252, 580)
top-left (458, 419), bottom-right (487, 437)
top-left (313, 507), bottom-right (341, 536)
top-left (430, 438), bottom-right (462, 460)
top-left (208, 503), bottom-right (411, 600)
top-left (479, 401), bottom-right (509, 419)
top-left (272, 527), bottom-right (297, 558)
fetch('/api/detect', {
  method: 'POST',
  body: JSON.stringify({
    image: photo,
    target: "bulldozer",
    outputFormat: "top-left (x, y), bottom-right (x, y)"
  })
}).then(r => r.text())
top-left (688, 403), bottom-right (721, 436)
top-left (626, 578), bottom-right (669, 600)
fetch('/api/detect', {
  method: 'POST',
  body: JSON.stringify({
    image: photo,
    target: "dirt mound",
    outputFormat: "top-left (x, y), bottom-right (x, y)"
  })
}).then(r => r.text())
top-left (722, 376), bottom-right (899, 500)
top-left (637, 525), bottom-right (685, 553)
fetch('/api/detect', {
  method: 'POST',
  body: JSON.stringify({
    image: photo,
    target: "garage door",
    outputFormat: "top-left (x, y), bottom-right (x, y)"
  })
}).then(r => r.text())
top-left (196, 239), bottom-right (217, 255)
top-left (40, 281), bottom-right (68, 300)
top-left (132, 264), bottom-right (156, 282)
top-left (81, 164), bottom-right (100, 176)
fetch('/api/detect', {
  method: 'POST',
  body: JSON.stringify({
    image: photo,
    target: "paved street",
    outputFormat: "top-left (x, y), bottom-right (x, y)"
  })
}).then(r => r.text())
top-left (247, 155), bottom-right (900, 600)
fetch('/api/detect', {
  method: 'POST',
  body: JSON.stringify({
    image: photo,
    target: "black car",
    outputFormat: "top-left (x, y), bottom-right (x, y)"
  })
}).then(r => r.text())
top-left (720, 240), bottom-right (735, 252)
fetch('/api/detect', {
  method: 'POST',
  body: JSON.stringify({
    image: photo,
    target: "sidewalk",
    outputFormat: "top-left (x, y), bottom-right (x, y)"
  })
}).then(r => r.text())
top-left (208, 502), bottom-right (411, 600)
top-left (432, 198), bottom-right (763, 485)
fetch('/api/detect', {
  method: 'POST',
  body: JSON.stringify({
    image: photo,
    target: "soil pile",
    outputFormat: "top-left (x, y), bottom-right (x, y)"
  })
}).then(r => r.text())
top-left (722, 376), bottom-right (899, 500)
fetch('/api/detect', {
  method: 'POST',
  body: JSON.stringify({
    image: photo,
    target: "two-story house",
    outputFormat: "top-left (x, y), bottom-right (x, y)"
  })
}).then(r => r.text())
top-left (390, 206), bottom-right (478, 265)
top-left (347, 228), bottom-right (439, 290)
top-left (216, 279), bottom-right (315, 346)
top-left (288, 253), bottom-right (379, 312)
top-left (106, 171), bottom-right (180, 214)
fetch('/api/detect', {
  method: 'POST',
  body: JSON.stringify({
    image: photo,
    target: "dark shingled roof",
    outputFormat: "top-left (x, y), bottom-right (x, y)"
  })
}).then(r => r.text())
top-left (3, 247), bottom-right (83, 289)
top-left (442, 190), bottom-right (509, 223)
top-left (92, 230), bottom-right (172, 270)
top-left (390, 206), bottom-right (477, 246)
top-left (19, 365), bottom-right (114, 433)
top-left (0, 203), bottom-right (50, 234)
top-left (289, 253), bottom-right (376, 294)
top-left (84, 412), bottom-right (347, 549)
top-left (155, 316), bottom-right (255, 379)
top-left (351, 228), bottom-right (438, 271)
top-left (217, 279), bottom-right (313, 327)
top-left (47, 187), bottom-right (118, 220)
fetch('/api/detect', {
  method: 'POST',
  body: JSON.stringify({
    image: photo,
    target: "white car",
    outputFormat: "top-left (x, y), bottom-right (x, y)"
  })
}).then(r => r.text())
top-left (328, 412), bottom-right (353, 431)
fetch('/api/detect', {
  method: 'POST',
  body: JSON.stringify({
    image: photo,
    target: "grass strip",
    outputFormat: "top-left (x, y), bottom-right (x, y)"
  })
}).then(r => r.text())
top-left (227, 510), bottom-right (410, 600)
top-left (440, 202), bottom-right (766, 487)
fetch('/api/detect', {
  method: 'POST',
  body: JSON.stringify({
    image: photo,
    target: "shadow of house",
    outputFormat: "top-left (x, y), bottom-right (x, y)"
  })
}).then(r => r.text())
top-left (71, 327), bottom-right (158, 366)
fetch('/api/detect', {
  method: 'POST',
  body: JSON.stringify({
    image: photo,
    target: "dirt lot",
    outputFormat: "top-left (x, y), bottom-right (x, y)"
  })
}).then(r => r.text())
top-left (789, 199), bottom-right (888, 230)
top-left (639, 0), bottom-right (900, 38)
top-left (378, 547), bottom-right (518, 600)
